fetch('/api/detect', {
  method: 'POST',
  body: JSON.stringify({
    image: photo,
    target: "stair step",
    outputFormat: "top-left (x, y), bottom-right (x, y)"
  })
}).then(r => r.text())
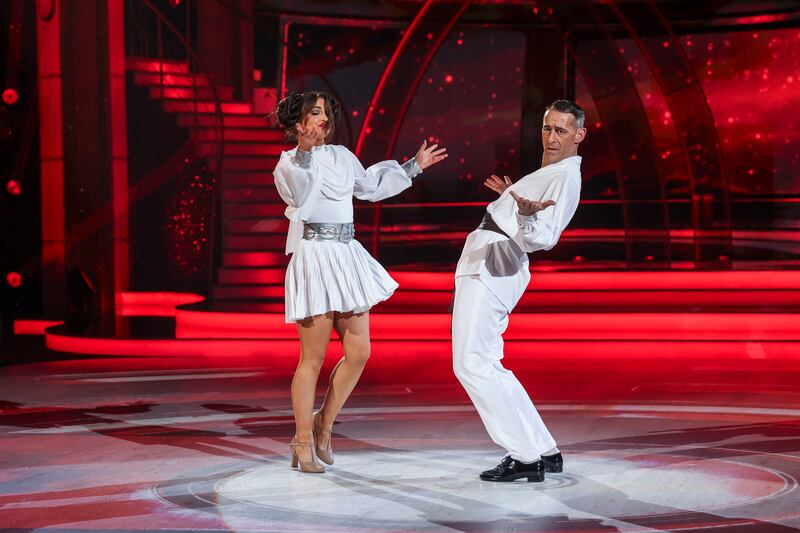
top-left (126, 57), bottom-right (189, 73)
top-left (224, 202), bottom-right (286, 218)
top-left (163, 101), bottom-right (253, 115)
top-left (204, 301), bottom-right (286, 313)
top-left (378, 289), bottom-right (800, 312)
top-left (178, 114), bottom-right (274, 128)
top-left (222, 157), bottom-right (278, 171)
top-left (224, 234), bottom-right (286, 249)
top-left (223, 187), bottom-right (281, 202)
top-left (390, 271), bottom-right (800, 291)
top-left (198, 143), bottom-right (284, 157)
top-left (191, 128), bottom-right (286, 143)
top-left (225, 218), bottom-right (287, 234)
top-left (176, 309), bottom-right (800, 341)
top-left (223, 251), bottom-right (289, 267)
top-left (218, 267), bottom-right (285, 284)
top-left (223, 171), bottom-right (275, 187)
top-left (134, 72), bottom-right (211, 87)
top-left (213, 285), bottom-right (284, 300)
top-left (149, 86), bottom-right (235, 101)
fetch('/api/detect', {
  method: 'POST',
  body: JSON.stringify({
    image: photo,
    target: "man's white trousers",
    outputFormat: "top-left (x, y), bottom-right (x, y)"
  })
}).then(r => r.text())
top-left (452, 275), bottom-right (556, 463)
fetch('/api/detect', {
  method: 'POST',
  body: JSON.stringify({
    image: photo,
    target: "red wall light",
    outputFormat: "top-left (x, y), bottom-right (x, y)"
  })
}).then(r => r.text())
top-left (6, 272), bottom-right (21, 288)
top-left (6, 180), bottom-right (21, 196)
top-left (2, 88), bottom-right (18, 105)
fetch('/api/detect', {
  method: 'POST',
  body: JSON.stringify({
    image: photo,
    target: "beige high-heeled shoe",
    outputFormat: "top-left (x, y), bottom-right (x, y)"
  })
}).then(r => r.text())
top-left (290, 437), bottom-right (325, 473)
top-left (313, 412), bottom-right (334, 465)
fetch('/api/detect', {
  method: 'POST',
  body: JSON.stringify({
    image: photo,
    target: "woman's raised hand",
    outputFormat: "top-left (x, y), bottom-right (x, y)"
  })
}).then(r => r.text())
top-left (414, 140), bottom-right (448, 170)
top-left (296, 122), bottom-right (326, 151)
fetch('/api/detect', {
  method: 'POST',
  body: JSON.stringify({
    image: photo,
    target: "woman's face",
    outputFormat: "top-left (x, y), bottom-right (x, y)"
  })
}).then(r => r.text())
top-left (301, 97), bottom-right (329, 143)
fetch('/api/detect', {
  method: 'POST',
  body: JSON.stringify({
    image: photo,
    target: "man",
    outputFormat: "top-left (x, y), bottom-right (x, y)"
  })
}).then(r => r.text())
top-left (452, 99), bottom-right (585, 482)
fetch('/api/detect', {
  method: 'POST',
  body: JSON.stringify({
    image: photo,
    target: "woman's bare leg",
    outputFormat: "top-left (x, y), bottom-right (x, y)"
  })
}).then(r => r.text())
top-left (292, 312), bottom-right (334, 461)
top-left (316, 311), bottom-right (371, 446)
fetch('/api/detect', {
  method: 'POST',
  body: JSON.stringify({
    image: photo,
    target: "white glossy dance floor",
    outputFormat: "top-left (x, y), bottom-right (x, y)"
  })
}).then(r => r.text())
top-left (1, 354), bottom-right (799, 532)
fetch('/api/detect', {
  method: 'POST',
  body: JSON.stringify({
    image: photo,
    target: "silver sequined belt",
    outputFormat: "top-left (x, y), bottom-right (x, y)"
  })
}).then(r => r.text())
top-left (302, 222), bottom-right (355, 243)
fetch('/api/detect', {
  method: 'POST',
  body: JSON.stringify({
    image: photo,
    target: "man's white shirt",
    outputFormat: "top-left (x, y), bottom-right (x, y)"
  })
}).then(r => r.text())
top-left (455, 155), bottom-right (582, 311)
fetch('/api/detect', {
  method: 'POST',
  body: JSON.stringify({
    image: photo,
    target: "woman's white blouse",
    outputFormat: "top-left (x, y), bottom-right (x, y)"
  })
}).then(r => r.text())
top-left (273, 144), bottom-right (421, 254)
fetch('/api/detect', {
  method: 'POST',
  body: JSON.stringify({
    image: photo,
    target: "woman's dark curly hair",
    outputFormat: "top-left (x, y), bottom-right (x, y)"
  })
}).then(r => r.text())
top-left (274, 91), bottom-right (341, 142)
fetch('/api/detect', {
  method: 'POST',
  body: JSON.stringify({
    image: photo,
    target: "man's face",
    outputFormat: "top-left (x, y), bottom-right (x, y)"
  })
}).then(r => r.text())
top-left (541, 109), bottom-right (586, 166)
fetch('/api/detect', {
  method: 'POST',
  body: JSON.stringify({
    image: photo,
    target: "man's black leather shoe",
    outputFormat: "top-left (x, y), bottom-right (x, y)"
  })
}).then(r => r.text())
top-left (541, 452), bottom-right (563, 473)
top-left (479, 456), bottom-right (545, 482)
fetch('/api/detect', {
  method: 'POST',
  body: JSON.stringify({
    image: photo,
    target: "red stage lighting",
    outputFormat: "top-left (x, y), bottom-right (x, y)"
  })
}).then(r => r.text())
top-left (5, 272), bottom-right (21, 288)
top-left (168, 0), bottom-right (181, 6)
top-left (2, 88), bottom-right (18, 105)
top-left (6, 180), bottom-right (21, 196)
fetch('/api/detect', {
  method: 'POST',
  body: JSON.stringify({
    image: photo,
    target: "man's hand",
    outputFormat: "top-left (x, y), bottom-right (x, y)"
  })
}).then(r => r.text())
top-left (510, 191), bottom-right (556, 216)
top-left (484, 174), bottom-right (513, 196)
top-left (414, 139), bottom-right (448, 170)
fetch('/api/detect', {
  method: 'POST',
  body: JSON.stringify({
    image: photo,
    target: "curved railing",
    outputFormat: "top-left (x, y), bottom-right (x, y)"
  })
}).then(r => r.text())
top-left (357, 195), bottom-right (800, 268)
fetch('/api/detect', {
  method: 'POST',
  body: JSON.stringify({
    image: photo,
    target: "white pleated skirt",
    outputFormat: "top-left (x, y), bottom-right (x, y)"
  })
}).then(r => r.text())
top-left (284, 238), bottom-right (399, 323)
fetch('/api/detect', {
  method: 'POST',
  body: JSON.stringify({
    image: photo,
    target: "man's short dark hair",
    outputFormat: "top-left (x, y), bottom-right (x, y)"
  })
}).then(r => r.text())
top-left (545, 100), bottom-right (585, 129)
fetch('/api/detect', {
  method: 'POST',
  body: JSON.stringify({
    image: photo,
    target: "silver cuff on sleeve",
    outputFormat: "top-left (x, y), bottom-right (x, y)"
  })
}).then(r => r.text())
top-left (401, 157), bottom-right (422, 179)
top-left (292, 148), bottom-right (312, 169)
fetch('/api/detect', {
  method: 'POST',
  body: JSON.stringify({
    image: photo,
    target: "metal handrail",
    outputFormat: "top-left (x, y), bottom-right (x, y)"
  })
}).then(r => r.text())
top-left (128, 0), bottom-right (226, 295)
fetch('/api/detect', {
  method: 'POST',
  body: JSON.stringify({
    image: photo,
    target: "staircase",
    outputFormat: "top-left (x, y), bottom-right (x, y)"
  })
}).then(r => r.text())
top-left (127, 58), bottom-right (290, 310)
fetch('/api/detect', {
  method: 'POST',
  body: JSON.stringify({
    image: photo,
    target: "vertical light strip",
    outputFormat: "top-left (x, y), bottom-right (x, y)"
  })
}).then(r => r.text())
top-left (279, 16), bottom-right (289, 99)
top-left (107, 0), bottom-right (130, 304)
top-left (36, 1), bottom-right (66, 319)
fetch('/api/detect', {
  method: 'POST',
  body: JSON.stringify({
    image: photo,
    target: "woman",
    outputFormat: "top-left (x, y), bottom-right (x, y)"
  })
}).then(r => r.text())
top-left (273, 92), bottom-right (447, 473)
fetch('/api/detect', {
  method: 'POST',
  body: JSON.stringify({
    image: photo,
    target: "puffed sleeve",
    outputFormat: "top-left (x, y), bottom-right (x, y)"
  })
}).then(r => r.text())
top-left (511, 174), bottom-right (580, 253)
top-left (346, 147), bottom-right (422, 202)
top-left (273, 149), bottom-right (322, 218)
top-left (273, 149), bottom-right (322, 255)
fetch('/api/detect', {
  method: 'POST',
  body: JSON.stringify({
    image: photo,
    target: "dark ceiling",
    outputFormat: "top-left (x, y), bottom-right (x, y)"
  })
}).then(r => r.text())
top-left (254, 1), bottom-right (800, 32)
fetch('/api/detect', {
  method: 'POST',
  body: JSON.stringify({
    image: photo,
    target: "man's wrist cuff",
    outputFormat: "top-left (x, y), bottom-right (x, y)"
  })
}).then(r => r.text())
top-left (517, 212), bottom-right (537, 230)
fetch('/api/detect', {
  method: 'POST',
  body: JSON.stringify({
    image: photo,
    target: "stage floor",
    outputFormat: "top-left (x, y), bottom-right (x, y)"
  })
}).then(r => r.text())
top-left (1, 350), bottom-right (799, 532)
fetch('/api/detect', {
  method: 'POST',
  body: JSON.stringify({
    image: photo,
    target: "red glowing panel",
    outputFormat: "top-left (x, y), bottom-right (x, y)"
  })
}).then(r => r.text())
top-left (117, 292), bottom-right (205, 317)
top-left (389, 270), bottom-right (800, 291)
top-left (14, 320), bottom-right (62, 335)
